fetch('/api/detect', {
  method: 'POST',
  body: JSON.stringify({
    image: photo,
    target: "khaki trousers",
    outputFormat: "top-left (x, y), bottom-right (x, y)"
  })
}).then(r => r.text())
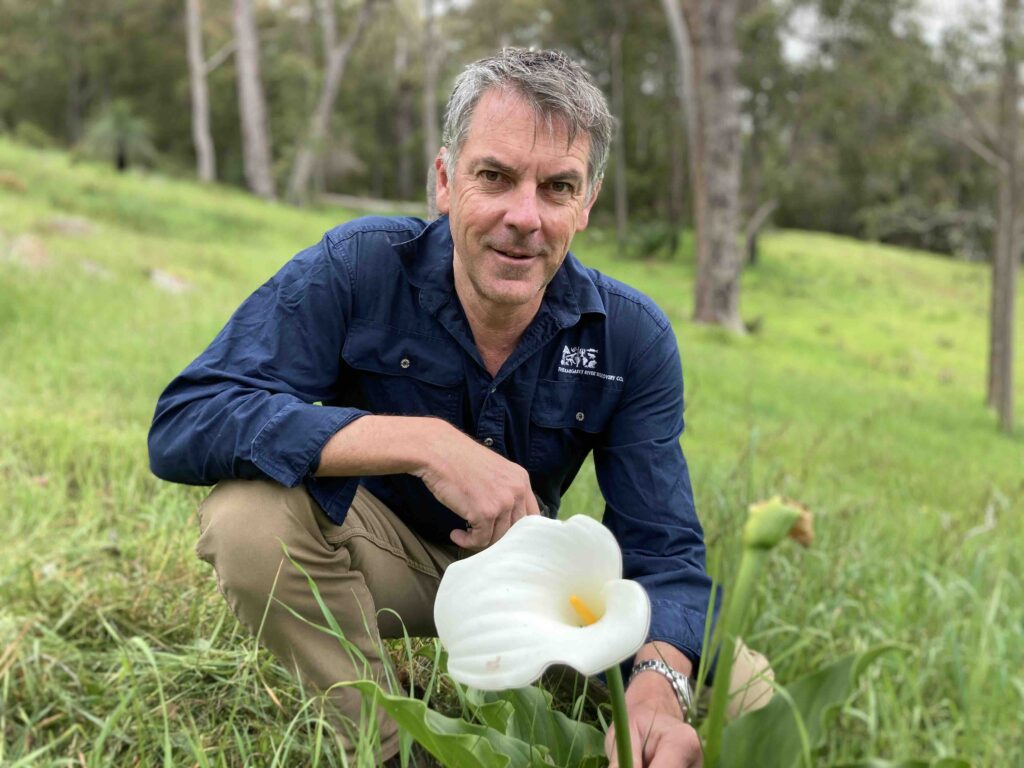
top-left (195, 479), bottom-right (774, 763)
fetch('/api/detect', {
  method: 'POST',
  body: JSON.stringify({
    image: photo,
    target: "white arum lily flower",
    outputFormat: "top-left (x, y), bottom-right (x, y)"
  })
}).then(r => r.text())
top-left (434, 514), bottom-right (651, 690)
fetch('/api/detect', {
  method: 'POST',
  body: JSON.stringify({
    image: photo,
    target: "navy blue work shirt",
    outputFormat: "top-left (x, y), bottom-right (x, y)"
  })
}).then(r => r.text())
top-left (149, 215), bottom-right (713, 667)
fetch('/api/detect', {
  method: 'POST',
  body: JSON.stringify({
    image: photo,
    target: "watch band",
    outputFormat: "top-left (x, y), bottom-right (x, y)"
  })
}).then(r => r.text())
top-left (629, 659), bottom-right (694, 721)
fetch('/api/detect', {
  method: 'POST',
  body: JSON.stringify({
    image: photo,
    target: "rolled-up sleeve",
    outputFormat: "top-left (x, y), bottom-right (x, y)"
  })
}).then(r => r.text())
top-left (148, 234), bottom-right (368, 487)
top-left (595, 321), bottom-right (715, 670)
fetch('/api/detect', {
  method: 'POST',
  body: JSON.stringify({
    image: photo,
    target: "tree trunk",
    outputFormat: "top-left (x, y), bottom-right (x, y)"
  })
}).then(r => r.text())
top-left (423, 0), bottom-right (442, 216)
top-left (233, 0), bottom-right (276, 199)
top-left (989, 0), bottom-right (1020, 431)
top-left (662, 0), bottom-right (701, 231)
top-left (186, 0), bottom-right (216, 183)
top-left (663, 0), bottom-right (744, 332)
top-left (610, 20), bottom-right (629, 254)
top-left (667, 60), bottom-right (687, 256)
top-left (287, 0), bottom-right (374, 204)
top-left (745, 199), bottom-right (777, 266)
top-left (394, 32), bottom-right (415, 200)
top-left (65, 44), bottom-right (85, 144)
top-left (688, 0), bottom-right (744, 330)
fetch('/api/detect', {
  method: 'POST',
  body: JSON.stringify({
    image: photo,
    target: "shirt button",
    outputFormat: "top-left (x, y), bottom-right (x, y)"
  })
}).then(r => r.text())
top-left (400, 358), bottom-right (411, 369)
top-left (490, 386), bottom-right (497, 394)
top-left (575, 411), bottom-right (585, 422)
top-left (483, 437), bottom-right (494, 447)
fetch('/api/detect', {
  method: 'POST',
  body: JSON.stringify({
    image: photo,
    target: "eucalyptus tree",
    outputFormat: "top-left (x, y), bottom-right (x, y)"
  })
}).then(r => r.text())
top-left (286, 0), bottom-right (376, 204)
top-left (233, 0), bottom-right (276, 199)
top-left (662, 0), bottom-right (745, 332)
top-left (185, 0), bottom-right (216, 182)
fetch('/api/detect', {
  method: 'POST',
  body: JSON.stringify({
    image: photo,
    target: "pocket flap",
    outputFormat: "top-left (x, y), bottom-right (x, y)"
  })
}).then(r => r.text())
top-left (342, 320), bottom-right (463, 388)
top-left (530, 379), bottom-right (620, 434)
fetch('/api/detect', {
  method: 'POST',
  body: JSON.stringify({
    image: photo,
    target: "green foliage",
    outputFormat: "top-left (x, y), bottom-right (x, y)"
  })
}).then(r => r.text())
top-left (472, 687), bottom-right (606, 767)
top-left (349, 680), bottom-right (605, 768)
top-left (77, 99), bottom-right (156, 170)
top-left (13, 120), bottom-right (57, 148)
top-left (721, 649), bottom-right (896, 768)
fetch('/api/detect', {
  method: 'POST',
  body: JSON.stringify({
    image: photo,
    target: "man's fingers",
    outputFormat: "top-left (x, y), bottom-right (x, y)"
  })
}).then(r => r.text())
top-left (648, 730), bottom-right (702, 768)
top-left (605, 723), bottom-right (643, 768)
top-left (509, 489), bottom-right (541, 525)
top-left (449, 516), bottom-right (496, 551)
top-left (491, 505), bottom-right (513, 542)
top-left (641, 721), bottom-right (703, 768)
top-left (524, 490), bottom-right (541, 517)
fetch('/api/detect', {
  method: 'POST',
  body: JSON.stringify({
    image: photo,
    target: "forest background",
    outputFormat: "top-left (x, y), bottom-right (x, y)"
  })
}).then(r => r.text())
top-left (1, 0), bottom-right (1015, 261)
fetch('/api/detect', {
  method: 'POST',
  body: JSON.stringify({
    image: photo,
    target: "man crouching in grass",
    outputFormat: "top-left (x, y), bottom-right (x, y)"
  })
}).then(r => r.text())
top-left (148, 47), bottom-right (772, 767)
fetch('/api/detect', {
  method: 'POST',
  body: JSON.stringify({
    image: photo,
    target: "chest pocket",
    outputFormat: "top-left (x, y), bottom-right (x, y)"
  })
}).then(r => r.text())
top-left (341, 320), bottom-right (463, 422)
top-left (527, 379), bottom-right (621, 471)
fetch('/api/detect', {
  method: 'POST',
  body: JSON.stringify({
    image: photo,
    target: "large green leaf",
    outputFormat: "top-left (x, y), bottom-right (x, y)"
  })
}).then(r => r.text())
top-left (346, 680), bottom-right (544, 768)
top-left (476, 686), bottom-right (607, 768)
top-left (718, 646), bottom-right (895, 768)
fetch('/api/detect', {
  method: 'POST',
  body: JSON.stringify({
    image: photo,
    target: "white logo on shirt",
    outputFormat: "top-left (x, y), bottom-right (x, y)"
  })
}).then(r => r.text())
top-left (558, 346), bottom-right (624, 382)
top-left (560, 345), bottom-right (598, 370)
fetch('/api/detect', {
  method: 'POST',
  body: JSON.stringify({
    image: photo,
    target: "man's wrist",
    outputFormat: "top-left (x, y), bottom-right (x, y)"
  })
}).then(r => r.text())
top-left (627, 641), bottom-right (695, 721)
top-left (628, 659), bottom-right (693, 721)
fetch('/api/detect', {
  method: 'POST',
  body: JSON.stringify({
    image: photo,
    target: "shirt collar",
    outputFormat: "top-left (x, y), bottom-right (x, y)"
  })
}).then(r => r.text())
top-left (393, 215), bottom-right (607, 326)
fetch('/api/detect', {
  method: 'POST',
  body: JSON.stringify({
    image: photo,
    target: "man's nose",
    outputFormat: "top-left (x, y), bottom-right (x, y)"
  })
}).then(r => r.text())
top-left (503, 185), bottom-right (542, 234)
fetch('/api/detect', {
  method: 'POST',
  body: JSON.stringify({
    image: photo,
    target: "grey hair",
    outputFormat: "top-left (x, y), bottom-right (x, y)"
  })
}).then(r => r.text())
top-left (442, 48), bottom-right (613, 202)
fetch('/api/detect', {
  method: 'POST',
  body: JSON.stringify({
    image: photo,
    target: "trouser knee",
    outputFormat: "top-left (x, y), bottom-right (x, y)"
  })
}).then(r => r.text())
top-left (196, 479), bottom-right (325, 613)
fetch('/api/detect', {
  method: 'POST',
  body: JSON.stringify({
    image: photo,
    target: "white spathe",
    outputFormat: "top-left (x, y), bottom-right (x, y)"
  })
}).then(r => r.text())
top-left (434, 514), bottom-right (651, 690)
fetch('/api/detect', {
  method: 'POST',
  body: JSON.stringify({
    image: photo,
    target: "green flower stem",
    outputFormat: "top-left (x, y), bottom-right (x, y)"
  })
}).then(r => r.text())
top-left (704, 498), bottom-right (803, 768)
top-left (702, 547), bottom-right (767, 768)
top-left (605, 664), bottom-right (633, 768)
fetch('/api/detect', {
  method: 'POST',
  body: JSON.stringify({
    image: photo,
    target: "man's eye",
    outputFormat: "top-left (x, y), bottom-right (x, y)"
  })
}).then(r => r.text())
top-left (481, 170), bottom-right (503, 183)
top-left (549, 181), bottom-right (574, 195)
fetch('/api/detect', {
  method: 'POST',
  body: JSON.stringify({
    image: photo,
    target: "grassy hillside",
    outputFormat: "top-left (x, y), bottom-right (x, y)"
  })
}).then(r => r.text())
top-left (1, 137), bottom-right (1022, 766)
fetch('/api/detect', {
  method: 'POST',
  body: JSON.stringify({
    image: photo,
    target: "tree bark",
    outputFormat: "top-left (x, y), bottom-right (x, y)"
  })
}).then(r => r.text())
top-left (394, 32), bottom-right (416, 200)
top-left (610, 20), bottom-right (629, 254)
top-left (688, 0), bottom-right (744, 330)
top-left (233, 0), bottom-right (276, 199)
top-left (667, 61), bottom-right (687, 255)
top-left (663, 0), bottom-right (744, 332)
top-left (423, 0), bottom-right (442, 216)
top-left (989, 0), bottom-right (1020, 431)
top-left (186, 0), bottom-right (216, 183)
top-left (286, 0), bottom-right (374, 204)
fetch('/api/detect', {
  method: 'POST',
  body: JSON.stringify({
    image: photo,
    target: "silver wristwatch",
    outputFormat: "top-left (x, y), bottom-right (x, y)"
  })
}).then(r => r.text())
top-left (629, 659), bottom-right (694, 721)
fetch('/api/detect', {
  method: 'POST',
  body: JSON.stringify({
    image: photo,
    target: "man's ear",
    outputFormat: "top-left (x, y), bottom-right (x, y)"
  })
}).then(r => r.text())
top-left (434, 149), bottom-right (451, 215)
top-left (576, 179), bottom-right (603, 233)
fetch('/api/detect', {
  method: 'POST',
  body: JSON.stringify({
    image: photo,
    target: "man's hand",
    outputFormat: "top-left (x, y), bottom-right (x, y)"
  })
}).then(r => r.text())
top-left (412, 419), bottom-right (540, 550)
top-left (605, 697), bottom-right (702, 768)
top-left (316, 415), bottom-right (540, 550)
top-left (606, 643), bottom-right (703, 768)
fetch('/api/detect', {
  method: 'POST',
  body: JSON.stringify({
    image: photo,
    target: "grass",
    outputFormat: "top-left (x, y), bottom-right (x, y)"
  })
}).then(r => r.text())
top-left (1, 136), bottom-right (1022, 766)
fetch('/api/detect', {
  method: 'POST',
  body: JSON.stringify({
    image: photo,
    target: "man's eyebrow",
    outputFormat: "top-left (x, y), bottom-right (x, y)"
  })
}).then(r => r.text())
top-left (546, 169), bottom-right (585, 186)
top-left (473, 156), bottom-right (519, 176)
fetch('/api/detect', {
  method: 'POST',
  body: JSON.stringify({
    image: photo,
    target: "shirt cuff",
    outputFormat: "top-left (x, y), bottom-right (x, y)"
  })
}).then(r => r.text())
top-left (647, 597), bottom-right (708, 670)
top-left (251, 402), bottom-right (368, 487)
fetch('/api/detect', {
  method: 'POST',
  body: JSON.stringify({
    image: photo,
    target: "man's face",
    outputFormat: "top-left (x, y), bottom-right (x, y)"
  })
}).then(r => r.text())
top-left (435, 89), bottom-right (600, 317)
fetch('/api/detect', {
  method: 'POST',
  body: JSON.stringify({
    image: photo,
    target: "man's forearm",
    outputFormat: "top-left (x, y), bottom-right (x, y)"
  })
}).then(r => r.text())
top-left (315, 414), bottom-right (451, 478)
top-left (315, 414), bottom-right (541, 550)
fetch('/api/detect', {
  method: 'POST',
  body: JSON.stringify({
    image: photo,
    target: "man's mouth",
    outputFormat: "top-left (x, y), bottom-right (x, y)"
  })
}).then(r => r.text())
top-left (490, 246), bottom-right (537, 260)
